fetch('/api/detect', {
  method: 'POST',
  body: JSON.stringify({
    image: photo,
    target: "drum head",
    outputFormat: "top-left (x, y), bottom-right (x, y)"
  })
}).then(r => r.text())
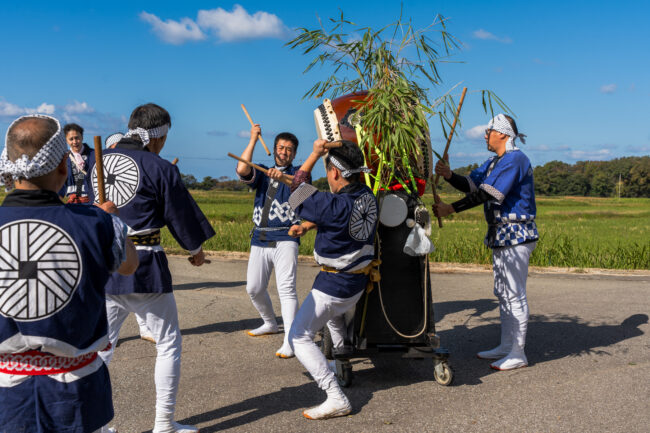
top-left (379, 194), bottom-right (408, 227)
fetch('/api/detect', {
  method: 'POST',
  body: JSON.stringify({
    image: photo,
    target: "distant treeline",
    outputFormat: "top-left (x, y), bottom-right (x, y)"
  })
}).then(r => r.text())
top-left (182, 156), bottom-right (649, 197)
top-left (436, 156), bottom-right (649, 198)
top-left (181, 174), bottom-right (248, 191)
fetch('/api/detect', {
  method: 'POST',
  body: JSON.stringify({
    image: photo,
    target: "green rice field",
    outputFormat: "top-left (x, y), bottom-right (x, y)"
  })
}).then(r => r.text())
top-left (1, 190), bottom-right (647, 270)
top-left (166, 191), bottom-right (649, 270)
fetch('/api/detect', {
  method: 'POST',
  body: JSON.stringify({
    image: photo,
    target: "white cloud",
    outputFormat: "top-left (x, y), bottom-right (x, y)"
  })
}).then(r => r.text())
top-left (237, 130), bottom-right (250, 138)
top-left (465, 124), bottom-right (488, 140)
top-left (472, 29), bottom-right (512, 44)
top-left (197, 5), bottom-right (288, 42)
top-left (64, 100), bottom-right (94, 114)
top-left (0, 100), bottom-right (55, 120)
top-left (566, 149), bottom-right (611, 160)
top-left (600, 83), bottom-right (617, 94)
top-left (140, 11), bottom-right (206, 45)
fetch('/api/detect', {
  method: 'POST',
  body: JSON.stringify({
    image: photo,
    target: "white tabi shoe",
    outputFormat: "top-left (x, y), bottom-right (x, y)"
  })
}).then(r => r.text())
top-left (477, 313), bottom-right (513, 360)
top-left (139, 329), bottom-right (156, 344)
top-left (477, 345), bottom-right (511, 360)
top-left (152, 420), bottom-right (199, 433)
top-left (303, 385), bottom-right (351, 420)
top-left (275, 343), bottom-right (295, 359)
top-left (303, 397), bottom-right (352, 420)
top-left (246, 323), bottom-right (279, 337)
top-left (490, 348), bottom-right (528, 371)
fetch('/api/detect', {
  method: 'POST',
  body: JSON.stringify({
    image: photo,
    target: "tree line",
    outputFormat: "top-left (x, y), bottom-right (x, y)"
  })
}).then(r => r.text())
top-left (181, 156), bottom-right (648, 197)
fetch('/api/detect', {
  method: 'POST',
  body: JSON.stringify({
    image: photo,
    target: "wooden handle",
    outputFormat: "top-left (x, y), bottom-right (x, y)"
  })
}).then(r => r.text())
top-left (241, 104), bottom-right (271, 156)
top-left (171, 158), bottom-right (179, 165)
top-left (93, 136), bottom-right (106, 204)
top-left (433, 87), bottom-right (468, 228)
top-left (227, 152), bottom-right (293, 186)
top-left (323, 140), bottom-right (343, 149)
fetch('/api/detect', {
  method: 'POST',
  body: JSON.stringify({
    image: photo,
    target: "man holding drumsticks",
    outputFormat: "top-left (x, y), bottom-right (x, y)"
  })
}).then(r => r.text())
top-left (236, 124), bottom-right (308, 359)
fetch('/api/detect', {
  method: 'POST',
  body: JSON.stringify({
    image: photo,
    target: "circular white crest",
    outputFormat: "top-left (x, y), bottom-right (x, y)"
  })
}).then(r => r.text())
top-left (0, 220), bottom-right (82, 322)
top-left (349, 193), bottom-right (378, 241)
top-left (92, 153), bottom-right (140, 208)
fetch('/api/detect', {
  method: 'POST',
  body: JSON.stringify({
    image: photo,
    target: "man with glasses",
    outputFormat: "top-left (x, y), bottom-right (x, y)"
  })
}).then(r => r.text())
top-left (433, 113), bottom-right (538, 371)
top-left (235, 125), bottom-right (308, 358)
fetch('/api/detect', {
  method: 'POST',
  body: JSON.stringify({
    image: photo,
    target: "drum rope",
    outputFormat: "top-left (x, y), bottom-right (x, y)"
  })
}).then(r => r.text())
top-left (375, 213), bottom-right (429, 339)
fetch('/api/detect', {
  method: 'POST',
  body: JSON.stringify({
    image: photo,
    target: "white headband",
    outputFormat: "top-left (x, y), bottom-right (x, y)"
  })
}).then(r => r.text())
top-left (0, 114), bottom-right (68, 190)
top-left (105, 132), bottom-right (124, 148)
top-left (329, 154), bottom-right (371, 178)
top-left (124, 124), bottom-right (169, 147)
top-left (488, 114), bottom-right (526, 151)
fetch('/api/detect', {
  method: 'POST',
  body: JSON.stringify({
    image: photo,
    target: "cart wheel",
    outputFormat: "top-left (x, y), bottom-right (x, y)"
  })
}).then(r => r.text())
top-left (433, 361), bottom-right (454, 386)
top-left (319, 326), bottom-right (333, 360)
top-left (337, 362), bottom-right (353, 388)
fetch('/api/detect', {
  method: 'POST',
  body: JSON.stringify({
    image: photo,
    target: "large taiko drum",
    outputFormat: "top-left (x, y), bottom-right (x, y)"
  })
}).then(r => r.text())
top-left (313, 91), bottom-right (432, 195)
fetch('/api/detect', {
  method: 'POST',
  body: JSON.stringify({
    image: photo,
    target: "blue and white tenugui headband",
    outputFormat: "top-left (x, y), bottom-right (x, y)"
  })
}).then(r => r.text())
top-left (488, 114), bottom-right (526, 151)
top-left (124, 123), bottom-right (170, 147)
top-left (328, 154), bottom-right (371, 178)
top-left (105, 132), bottom-right (124, 148)
top-left (0, 114), bottom-right (68, 188)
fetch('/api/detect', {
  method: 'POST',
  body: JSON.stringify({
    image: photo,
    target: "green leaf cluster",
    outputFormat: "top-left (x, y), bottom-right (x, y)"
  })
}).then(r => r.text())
top-left (287, 11), bottom-right (510, 195)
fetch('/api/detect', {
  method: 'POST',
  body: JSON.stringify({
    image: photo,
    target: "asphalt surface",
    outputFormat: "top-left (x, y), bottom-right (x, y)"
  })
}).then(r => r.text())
top-left (107, 255), bottom-right (649, 433)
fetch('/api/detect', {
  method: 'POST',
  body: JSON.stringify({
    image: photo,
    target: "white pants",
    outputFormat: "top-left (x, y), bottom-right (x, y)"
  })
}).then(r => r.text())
top-left (99, 293), bottom-right (182, 417)
top-left (246, 242), bottom-right (299, 344)
top-left (289, 289), bottom-right (363, 391)
top-left (492, 242), bottom-right (536, 348)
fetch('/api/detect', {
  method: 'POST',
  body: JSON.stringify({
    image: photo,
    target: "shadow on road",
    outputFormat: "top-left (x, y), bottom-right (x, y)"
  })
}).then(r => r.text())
top-left (173, 281), bottom-right (246, 291)
top-left (436, 308), bottom-right (648, 386)
top-left (173, 358), bottom-right (440, 432)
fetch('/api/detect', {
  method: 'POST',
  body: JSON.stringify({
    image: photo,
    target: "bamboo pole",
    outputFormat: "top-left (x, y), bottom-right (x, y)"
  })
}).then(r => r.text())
top-left (171, 158), bottom-right (179, 165)
top-left (93, 136), bottom-right (106, 204)
top-left (241, 104), bottom-right (271, 156)
top-left (432, 87), bottom-right (467, 228)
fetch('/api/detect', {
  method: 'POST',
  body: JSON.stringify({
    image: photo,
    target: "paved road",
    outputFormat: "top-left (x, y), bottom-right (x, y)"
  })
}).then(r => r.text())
top-left (107, 256), bottom-right (649, 433)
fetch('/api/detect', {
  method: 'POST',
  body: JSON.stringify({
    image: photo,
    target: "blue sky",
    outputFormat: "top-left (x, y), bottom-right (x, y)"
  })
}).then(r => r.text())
top-left (1, 1), bottom-right (648, 179)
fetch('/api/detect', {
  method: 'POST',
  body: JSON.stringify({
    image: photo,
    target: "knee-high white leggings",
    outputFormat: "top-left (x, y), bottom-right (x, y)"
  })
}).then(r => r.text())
top-left (246, 241), bottom-right (299, 344)
top-left (289, 289), bottom-right (363, 391)
top-left (492, 242), bottom-right (536, 348)
top-left (99, 293), bottom-right (182, 417)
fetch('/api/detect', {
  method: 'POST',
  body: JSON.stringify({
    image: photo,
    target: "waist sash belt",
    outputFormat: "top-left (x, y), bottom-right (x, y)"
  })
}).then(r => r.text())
top-left (0, 344), bottom-right (110, 375)
top-left (128, 230), bottom-right (161, 246)
top-left (320, 259), bottom-right (382, 293)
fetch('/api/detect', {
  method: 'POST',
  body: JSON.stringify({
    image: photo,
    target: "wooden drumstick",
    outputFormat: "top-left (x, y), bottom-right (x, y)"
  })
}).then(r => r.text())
top-left (241, 104), bottom-right (271, 156)
top-left (227, 153), bottom-right (293, 186)
top-left (433, 87), bottom-right (467, 228)
top-left (172, 157), bottom-right (179, 165)
top-left (93, 136), bottom-right (106, 204)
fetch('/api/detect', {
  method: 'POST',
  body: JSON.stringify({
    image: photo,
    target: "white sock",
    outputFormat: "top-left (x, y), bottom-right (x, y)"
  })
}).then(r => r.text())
top-left (247, 322), bottom-right (279, 336)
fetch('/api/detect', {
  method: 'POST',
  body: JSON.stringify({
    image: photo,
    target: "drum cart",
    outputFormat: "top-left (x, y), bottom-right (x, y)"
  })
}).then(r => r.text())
top-left (318, 190), bottom-right (453, 387)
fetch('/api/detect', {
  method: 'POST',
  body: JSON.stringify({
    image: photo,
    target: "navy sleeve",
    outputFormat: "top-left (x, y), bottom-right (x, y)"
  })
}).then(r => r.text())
top-left (160, 163), bottom-right (216, 251)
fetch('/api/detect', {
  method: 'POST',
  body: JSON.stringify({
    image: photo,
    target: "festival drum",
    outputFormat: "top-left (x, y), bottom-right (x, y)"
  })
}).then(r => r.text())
top-left (313, 91), bottom-right (433, 195)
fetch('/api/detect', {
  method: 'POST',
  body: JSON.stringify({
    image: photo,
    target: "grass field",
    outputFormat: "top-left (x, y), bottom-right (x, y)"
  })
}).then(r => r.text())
top-left (1, 190), bottom-right (647, 269)
top-left (168, 190), bottom-right (649, 270)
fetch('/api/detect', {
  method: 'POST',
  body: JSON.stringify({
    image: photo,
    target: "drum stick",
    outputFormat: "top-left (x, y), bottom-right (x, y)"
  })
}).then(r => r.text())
top-left (241, 104), bottom-right (271, 156)
top-left (93, 136), bottom-right (106, 204)
top-left (227, 153), bottom-right (293, 186)
top-left (433, 87), bottom-right (467, 228)
top-left (172, 157), bottom-right (179, 165)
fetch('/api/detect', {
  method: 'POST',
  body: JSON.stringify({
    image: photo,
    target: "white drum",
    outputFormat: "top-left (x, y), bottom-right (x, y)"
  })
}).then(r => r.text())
top-left (379, 194), bottom-right (408, 227)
